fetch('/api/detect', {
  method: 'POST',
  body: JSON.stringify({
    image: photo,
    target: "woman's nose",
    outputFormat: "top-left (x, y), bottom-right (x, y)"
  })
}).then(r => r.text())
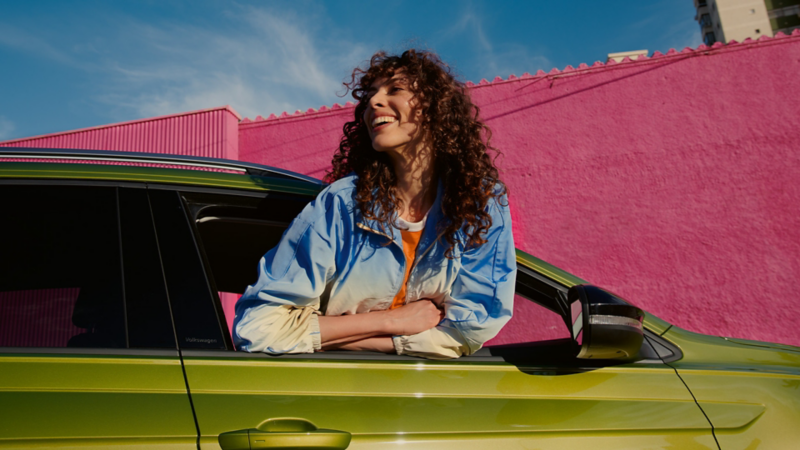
top-left (369, 90), bottom-right (386, 108)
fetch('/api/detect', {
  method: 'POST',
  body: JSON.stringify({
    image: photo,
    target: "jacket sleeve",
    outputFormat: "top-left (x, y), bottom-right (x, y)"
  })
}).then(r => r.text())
top-left (393, 194), bottom-right (517, 359)
top-left (233, 185), bottom-right (348, 354)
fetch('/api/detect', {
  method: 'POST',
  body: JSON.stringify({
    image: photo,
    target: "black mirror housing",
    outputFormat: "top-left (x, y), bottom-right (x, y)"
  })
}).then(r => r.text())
top-left (567, 285), bottom-right (644, 361)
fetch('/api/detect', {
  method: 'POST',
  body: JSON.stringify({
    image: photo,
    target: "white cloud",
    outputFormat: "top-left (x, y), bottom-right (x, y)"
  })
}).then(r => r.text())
top-left (0, 116), bottom-right (16, 140)
top-left (0, 5), bottom-right (369, 121)
top-left (91, 5), bottom-right (372, 120)
top-left (0, 24), bottom-right (77, 66)
top-left (438, 5), bottom-right (551, 79)
top-left (441, 9), bottom-right (493, 53)
top-left (666, 20), bottom-right (704, 51)
top-left (635, 2), bottom-right (703, 52)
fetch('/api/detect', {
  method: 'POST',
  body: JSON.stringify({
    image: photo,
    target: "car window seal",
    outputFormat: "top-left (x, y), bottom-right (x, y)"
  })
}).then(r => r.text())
top-left (115, 187), bottom-right (131, 349)
top-left (518, 265), bottom-right (569, 293)
top-left (644, 331), bottom-right (683, 363)
top-left (0, 347), bottom-right (180, 357)
top-left (0, 178), bottom-right (146, 189)
top-left (146, 183), bottom-right (273, 196)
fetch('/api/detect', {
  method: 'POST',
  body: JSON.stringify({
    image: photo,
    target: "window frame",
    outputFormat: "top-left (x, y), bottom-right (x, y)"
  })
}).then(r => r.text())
top-left (0, 179), bottom-right (179, 356)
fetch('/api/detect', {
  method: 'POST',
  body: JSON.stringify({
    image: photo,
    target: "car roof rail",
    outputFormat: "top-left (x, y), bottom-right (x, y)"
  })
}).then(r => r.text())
top-left (0, 147), bottom-right (324, 185)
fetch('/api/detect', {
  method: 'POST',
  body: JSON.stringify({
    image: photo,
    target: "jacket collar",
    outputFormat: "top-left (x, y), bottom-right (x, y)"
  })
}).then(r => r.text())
top-left (356, 181), bottom-right (446, 252)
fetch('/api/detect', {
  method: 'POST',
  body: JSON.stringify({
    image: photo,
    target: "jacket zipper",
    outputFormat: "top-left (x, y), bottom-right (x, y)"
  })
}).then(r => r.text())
top-left (356, 222), bottom-right (407, 304)
top-left (405, 229), bottom-right (447, 305)
top-left (356, 222), bottom-right (446, 307)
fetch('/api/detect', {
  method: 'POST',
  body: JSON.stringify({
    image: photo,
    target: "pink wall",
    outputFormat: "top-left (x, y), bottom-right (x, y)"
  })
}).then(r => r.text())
top-left (239, 32), bottom-right (800, 346)
top-left (0, 106), bottom-right (241, 160)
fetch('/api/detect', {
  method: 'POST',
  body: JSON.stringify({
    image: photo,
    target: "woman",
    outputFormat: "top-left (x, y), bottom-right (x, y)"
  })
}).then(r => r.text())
top-left (233, 49), bottom-right (516, 359)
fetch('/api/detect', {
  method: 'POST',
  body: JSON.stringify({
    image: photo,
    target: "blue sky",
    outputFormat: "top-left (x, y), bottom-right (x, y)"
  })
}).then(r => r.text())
top-left (0, 0), bottom-right (701, 141)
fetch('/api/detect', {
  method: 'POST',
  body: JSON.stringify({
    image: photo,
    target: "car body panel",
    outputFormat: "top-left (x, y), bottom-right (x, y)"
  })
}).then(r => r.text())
top-left (183, 353), bottom-right (716, 449)
top-left (662, 326), bottom-right (800, 449)
top-left (3, 151), bottom-right (799, 449)
top-left (0, 351), bottom-right (197, 448)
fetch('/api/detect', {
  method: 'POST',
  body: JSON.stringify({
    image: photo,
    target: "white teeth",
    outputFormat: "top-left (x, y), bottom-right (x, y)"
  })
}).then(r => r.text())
top-left (372, 116), bottom-right (396, 128)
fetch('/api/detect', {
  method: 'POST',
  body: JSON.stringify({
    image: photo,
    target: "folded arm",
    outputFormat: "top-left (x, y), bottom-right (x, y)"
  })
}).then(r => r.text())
top-left (393, 195), bottom-right (517, 360)
top-left (318, 299), bottom-right (444, 351)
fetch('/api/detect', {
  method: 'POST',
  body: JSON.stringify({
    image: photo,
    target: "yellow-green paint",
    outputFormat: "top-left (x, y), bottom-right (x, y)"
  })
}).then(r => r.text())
top-left (182, 355), bottom-right (715, 449)
top-left (662, 326), bottom-right (800, 449)
top-left (0, 353), bottom-right (197, 447)
top-left (515, 249), bottom-right (587, 287)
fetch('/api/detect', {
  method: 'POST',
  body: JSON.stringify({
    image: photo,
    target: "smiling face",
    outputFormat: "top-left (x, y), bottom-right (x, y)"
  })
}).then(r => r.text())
top-left (362, 72), bottom-right (424, 156)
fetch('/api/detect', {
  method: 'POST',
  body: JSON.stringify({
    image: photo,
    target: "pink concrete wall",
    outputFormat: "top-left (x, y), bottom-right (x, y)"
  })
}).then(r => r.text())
top-left (239, 32), bottom-right (800, 346)
top-left (239, 105), bottom-right (354, 179)
top-left (0, 106), bottom-right (241, 160)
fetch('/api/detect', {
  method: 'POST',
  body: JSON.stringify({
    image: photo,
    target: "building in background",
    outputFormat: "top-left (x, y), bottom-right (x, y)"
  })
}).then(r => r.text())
top-left (695, 0), bottom-right (800, 44)
top-left (606, 49), bottom-right (648, 63)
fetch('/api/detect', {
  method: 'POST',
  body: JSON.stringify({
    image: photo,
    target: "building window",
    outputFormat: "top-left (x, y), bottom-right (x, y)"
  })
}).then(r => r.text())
top-left (699, 13), bottom-right (712, 28)
top-left (704, 32), bottom-right (717, 46)
top-left (698, 0), bottom-right (707, 6)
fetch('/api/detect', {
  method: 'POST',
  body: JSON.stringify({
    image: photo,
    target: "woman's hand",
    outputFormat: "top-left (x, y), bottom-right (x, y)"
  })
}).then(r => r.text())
top-left (383, 299), bottom-right (444, 336)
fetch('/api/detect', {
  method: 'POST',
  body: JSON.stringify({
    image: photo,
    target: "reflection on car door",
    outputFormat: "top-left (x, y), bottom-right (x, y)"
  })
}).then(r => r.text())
top-left (181, 326), bottom-right (716, 449)
top-left (0, 184), bottom-right (197, 448)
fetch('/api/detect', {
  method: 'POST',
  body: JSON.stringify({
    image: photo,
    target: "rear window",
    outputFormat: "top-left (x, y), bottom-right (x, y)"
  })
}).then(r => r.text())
top-left (0, 185), bottom-right (176, 350)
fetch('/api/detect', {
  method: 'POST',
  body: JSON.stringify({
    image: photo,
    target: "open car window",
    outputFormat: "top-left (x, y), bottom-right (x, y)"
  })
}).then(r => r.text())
top-left (178, 188), bottom-right (580, 356)
top-left (172, 186), bottom-right (669, 364)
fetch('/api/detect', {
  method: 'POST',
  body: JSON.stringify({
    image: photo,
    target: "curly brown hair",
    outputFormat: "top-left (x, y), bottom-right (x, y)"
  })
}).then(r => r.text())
top-left (325, 49), bottom-right (506, 257)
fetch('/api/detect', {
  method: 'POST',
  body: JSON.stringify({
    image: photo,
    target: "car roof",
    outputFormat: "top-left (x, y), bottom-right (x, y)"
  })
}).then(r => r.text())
top-left (0, 147), bottom-right (325, 196)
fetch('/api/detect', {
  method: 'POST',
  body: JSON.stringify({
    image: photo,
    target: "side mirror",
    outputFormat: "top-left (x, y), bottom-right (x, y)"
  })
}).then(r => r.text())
top-left (567, 285), bottom-right (644, 361)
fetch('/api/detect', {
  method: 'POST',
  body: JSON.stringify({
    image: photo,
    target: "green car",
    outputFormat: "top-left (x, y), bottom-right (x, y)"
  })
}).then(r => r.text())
top-left (0, 148), bottom-right (797, 450)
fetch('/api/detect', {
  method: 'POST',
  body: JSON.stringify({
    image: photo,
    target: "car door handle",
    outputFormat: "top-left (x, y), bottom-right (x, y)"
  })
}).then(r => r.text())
top-left (219, 418), bottom-right (351, 449)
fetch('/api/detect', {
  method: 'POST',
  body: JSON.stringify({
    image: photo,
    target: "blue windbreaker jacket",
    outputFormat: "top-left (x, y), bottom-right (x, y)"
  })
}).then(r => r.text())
top-left (233, 175), bottom-right (517, 359)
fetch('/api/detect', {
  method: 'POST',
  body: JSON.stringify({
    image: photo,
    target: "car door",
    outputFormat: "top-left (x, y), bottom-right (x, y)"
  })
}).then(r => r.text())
top-left (0, 183), bottom-right (197, 449)
top-left (156, 185), bottom-right (718, 449)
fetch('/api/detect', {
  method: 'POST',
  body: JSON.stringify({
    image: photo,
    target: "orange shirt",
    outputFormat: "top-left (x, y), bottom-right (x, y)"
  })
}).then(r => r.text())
top-left (389, 217), bottom-right (426, 310)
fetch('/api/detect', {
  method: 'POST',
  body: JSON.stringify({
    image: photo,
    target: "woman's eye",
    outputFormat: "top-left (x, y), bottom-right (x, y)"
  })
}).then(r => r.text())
top-left (390, 86), bottom-right (403, 93)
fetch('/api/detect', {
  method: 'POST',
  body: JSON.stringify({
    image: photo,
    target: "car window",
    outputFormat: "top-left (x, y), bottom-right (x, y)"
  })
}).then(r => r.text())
top-left (177, 189), bottom-right (308, 342)
top-left (485, 293), bottom-right (571, 347)
top-left (0, 184), bottom-right (176, 349)
top-left (178, 188), bottom-right (575, 352)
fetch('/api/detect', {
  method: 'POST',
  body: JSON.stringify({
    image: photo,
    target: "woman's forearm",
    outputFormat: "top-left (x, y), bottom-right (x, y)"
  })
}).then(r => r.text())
top-left (318, 312), bottom-right (390, 344)
top-left (323, 336), bottom-right (395, 353)
top-left (318, 299), bottom-right (445, 346)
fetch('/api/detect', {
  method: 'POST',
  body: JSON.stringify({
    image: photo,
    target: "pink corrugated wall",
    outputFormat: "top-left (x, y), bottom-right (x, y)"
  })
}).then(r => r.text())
top-left (0, 288), bottom-right (82, 347)
top-left (238, 33), bottom-right (800, 346)
top-left (0, 106), bottom-right (240, 159)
